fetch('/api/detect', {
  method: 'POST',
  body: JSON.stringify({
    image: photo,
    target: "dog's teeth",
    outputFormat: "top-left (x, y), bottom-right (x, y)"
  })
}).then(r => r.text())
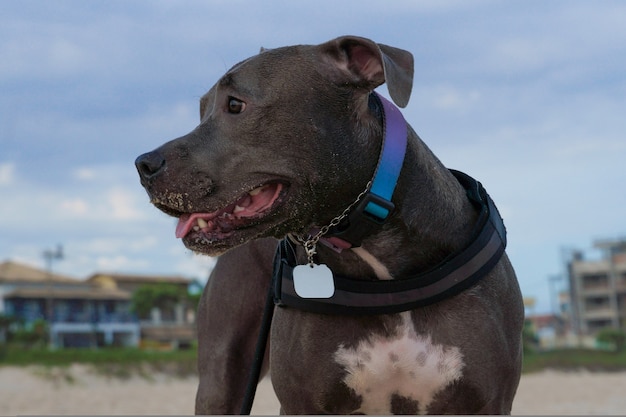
top-left (234, 205), bottom-right (245, 213)
top-left (197, 218), bottom-right (208, 228)
top-left (249, 186), bottom-right (264, 196)
top-left (193, 226), bottom-right (200, 232)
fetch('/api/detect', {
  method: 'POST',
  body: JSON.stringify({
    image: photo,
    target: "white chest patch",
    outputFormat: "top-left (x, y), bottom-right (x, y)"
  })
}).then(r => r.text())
top-left (333, 312), bottom-right (464, 414)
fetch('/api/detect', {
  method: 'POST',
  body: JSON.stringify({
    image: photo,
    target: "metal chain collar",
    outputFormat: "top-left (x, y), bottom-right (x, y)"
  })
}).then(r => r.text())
top-left (294, 180), bottom-right (373, 266)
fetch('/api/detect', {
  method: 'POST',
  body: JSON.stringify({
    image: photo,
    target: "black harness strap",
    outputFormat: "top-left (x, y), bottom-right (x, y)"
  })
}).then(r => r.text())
top-left (240, 169), bottom-right (507, 413)
top-left (273, 169), bottom-right (507, 315)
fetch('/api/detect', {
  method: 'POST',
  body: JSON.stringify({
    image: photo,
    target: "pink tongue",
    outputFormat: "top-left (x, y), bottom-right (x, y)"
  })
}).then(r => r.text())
top-left (175, 214), bottom-right (194, 239)
top-left (175, 213), bottom-right (216, 239)
top-left (174, 183), bottom-right (283, 239)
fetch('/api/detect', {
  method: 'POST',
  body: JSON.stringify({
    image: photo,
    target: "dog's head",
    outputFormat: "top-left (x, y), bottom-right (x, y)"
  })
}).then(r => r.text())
top-left (135, 36), bottom-right (414, 256)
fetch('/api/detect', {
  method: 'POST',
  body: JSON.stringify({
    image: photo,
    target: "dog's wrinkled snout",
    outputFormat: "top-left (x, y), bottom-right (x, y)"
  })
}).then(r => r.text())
top-left (135, 151), bottom-right (166, 181)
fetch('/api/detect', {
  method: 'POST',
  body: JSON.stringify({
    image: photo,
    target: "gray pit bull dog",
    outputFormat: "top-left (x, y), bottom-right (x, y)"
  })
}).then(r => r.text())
top-left (135, 36), bottom-right (524, 414)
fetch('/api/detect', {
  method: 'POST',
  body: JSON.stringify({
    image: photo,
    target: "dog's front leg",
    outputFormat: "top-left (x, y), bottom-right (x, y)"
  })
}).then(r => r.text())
top-left (195, 238), bottom-right (276, 415)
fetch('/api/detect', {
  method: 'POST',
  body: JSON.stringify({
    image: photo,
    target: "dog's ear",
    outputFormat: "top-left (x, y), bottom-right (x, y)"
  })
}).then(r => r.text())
top-left (318, 36), bottom-right (414, 108)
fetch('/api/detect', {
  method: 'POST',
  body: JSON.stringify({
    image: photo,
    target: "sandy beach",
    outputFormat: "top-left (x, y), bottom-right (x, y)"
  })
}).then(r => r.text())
top-left (1, 365), bottom-right (625, 415)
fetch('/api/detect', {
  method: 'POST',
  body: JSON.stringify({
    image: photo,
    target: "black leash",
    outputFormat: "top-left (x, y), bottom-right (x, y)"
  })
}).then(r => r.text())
top-left (239, 272), bottom-right (276, 415)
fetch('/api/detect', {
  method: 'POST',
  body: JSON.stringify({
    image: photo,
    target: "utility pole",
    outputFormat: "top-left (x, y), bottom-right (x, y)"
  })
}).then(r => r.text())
top-left (548, 275), bottom-right (562, 316)
top-left (43, 244), bottom-right (64, 347)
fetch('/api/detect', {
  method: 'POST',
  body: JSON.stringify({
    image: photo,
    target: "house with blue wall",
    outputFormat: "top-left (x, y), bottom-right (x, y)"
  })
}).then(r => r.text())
top-left (0, 261), bottom-right (195, 348)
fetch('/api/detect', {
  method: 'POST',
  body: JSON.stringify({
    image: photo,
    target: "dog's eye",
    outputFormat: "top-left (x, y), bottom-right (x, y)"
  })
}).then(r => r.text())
top-left (228, 97), bottom-right (246, 114)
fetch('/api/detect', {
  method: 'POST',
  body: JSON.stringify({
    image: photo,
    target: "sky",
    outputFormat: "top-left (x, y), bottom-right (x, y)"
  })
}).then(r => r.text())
top-left (1, 0), bottom-right (625, 314)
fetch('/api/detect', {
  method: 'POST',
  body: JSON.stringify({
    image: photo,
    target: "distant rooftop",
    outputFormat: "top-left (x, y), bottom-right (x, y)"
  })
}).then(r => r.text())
top-left (5, 286), bottom-right (131, 300)
top-left (86, 272), bottom-right (192, 285)
top-left (0, 260), bottom-right (193, 287)
top-left (0, 260), bottom-right (78, 284)
top-left (594, 238), bottom-right (626, 254)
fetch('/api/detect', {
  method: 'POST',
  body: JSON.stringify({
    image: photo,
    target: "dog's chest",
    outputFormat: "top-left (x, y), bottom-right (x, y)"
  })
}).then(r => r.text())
top-left (333, 312), bottom-right (464, 415)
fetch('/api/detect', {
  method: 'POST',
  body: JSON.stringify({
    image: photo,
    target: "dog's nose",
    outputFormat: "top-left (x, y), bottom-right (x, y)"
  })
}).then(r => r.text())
top-left (135, 151), bottom-right (166, 180)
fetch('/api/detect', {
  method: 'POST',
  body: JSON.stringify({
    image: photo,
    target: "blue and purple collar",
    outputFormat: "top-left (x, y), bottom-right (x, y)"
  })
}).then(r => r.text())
top-left (320, 92), bottom-right (408, 250)
top-left (276, 92), bottom-right (509, 315)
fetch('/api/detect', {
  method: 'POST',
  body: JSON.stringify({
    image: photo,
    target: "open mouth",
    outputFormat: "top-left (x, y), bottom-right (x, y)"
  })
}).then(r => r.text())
top-left (174, 182), bottom-right (286, 240)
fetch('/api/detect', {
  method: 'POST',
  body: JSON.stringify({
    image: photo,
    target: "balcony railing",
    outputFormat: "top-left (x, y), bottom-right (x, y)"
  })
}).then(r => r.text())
top-left (582, 308), bottom-right (616, 319)
top-left (52, 312), bottom-right (138, 324)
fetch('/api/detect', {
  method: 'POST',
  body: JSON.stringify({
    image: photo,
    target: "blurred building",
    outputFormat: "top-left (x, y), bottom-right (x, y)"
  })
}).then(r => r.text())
top-left (0, 260), bottom-right (195, 349)
top-left (0, 261), bottom-right (138, 348)
top-left (567, 238), bottom-right (626, 336)
top-left (86, 273), bottom-right (196, 349)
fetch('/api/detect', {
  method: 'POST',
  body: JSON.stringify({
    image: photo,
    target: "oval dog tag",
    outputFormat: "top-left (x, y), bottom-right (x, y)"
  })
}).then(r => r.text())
top-left (293, 263), bottom-right (335, 298)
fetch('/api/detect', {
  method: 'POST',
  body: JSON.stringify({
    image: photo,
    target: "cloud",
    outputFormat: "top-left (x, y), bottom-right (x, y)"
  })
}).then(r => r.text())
top-left (175, 252), bottom-right (217, 282)
top-left (428, 86), bottom-right (482, 112)
top-left (94, 255), bottom-right (150, 272)
top-left (60, 198), bottom-right (89, 215)
top-left (73, 168), bottom-right (96, 181)
top-left (107, 188), bottom-right (143, 221)
top-left (0, 162), bottom-right (15, 185)
top-left (0, 161), bottom-right (162, 253)
top-left (0, 16), bottom-right (109, 80)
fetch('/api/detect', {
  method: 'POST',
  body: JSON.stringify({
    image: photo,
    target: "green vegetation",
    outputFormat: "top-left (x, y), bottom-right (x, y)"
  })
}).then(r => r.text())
top-left (2, 344), bottom-right (626, 375)
top-left (522, 348), bottom-right (626, 374)
top-left (131, 283), bottom-right (189, 318)
top-left (0, 345), bottom-right (198, 378)
top-left (0, 315), bottom-right (49, 349)
top-left (596, 328), bottom-right (626, 353)
top-left (3, 318), bottom-right (626, 379)
top-left (0, 345), bottom-right (195, 366)
top-left (522, 320), bottom-right (538, 354)
top-left (11, 318), bottom-right (49, 348)
top-left (520, 318), bottom-right (626, 373)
